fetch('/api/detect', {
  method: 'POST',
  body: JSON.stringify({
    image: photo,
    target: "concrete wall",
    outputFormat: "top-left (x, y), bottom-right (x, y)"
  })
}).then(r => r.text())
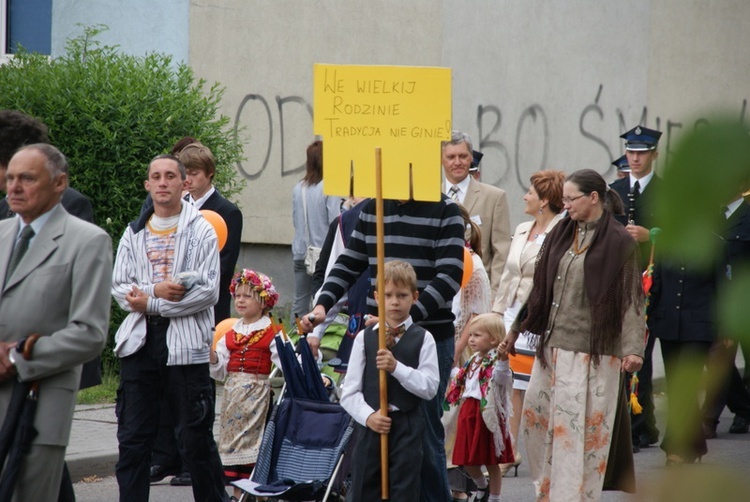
top-left (189, 0), bottom-right (750, 308)
top-left (189, 0), bottom-right (445, 246)
top-left (189, 0), bottom-right (749, 239)
top-left (51, 0), bottom-right (189, 61)
top-left (49, 0), bottom-right (750, 310)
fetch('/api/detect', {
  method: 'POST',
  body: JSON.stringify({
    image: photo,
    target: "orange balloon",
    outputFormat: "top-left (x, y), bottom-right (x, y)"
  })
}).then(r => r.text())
top-left (461, 247), bottom-right (473, 289)
top-left (200, 209), bottom-right (228, 251)
top-left (213, 317), bottom-right (238, 350)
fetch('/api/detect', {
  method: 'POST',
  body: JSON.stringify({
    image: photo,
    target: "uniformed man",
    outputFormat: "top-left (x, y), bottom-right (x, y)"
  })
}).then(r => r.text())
top-left (610, 126), bottom-right (662, 452)
top-left (612, 154), bottom-right (630, 180)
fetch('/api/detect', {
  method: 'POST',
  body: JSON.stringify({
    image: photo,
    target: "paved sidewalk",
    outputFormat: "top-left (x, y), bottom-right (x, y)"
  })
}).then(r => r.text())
top-left (66, 343), bottom-right (745, 481)
top-left (67, 385), bottom-right (228, 483)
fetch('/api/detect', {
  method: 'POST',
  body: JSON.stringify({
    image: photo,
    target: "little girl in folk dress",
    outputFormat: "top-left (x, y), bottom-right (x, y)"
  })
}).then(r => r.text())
top-left (445, 313), bottom-right (514, 502)
top-left (209, 269), bottom-right (281, 498)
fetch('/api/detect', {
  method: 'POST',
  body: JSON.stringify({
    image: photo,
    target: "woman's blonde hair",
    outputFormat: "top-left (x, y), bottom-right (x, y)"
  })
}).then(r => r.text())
top-left (468, 313), bottom-right (505, 345)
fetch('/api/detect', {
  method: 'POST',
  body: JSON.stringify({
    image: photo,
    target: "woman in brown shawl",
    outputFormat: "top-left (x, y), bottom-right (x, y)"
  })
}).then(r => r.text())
top-left (499, 169), bottom-right (646, 501)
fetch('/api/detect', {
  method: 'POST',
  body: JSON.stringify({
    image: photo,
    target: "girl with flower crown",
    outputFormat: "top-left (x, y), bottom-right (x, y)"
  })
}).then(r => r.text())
top-left (445, 313), bottom-right (514, 502)
top-left (209, 269), bottom-right (282, 497)
top-left (444, 203), bottom-right (494, 500)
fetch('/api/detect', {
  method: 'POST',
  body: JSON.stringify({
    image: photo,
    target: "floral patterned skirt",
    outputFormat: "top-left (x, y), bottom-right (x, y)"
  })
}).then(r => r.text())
top-left (522, 348), bottom-right (621, 502)
top-left (218, 372), bottom-right (271, 467)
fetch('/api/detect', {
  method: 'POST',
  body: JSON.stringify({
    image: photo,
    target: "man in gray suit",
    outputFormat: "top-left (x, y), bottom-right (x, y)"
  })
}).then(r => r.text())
top-left (0, 144), bottom-right (112, 501)
top-left (442, 130), bottom-right (511, 296)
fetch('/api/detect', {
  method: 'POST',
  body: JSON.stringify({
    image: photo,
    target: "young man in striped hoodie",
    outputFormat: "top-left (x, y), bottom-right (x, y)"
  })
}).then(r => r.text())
top-left (112, 154), bottom-right (228, 502)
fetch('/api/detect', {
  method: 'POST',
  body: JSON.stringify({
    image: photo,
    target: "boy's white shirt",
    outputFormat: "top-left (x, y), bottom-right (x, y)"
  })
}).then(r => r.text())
top-left (339, 316), bottom-right (440, 427)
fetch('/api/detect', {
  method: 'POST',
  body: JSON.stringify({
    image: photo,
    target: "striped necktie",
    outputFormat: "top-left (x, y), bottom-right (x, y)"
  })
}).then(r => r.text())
top-left (449, 185), bottom-right (460, 201)
top-left (5, 225), bottom-right (35, 283)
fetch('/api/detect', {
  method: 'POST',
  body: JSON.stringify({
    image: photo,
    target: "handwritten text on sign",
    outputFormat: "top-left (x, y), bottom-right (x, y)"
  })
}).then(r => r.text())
top-left (313, 64), bottom-right (451, 201)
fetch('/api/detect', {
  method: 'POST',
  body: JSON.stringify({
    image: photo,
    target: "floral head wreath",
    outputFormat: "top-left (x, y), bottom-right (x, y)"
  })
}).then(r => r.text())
top-left (229, 269), bottom-right (279, 309)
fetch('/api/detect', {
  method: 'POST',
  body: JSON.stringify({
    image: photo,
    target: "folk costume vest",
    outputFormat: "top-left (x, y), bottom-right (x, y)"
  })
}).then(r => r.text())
top-left (225, 324), bottom-right (276, 375)
top-left (362, 324), bottom-right (425, 413)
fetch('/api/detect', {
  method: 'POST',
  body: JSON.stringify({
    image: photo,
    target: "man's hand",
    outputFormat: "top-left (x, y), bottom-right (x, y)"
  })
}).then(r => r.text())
top-left (126, 286), bottom-right (149, 312)
top-left (376, 349), bottom-right (397, 373)
top-left (625, 224), bottom-right (650, 243)
top-left (300, 305), bottom-right (326, 332)
top-left (622, 354), bottom-right (644, 373)
top-left (365, 411), bottom-right (392, 434)
top-left (364, 314), bottom-right (378, 327)
top-left (153, 281), bottom-right (186, 302)
top-left (0, 341), bottom-right (18, 382)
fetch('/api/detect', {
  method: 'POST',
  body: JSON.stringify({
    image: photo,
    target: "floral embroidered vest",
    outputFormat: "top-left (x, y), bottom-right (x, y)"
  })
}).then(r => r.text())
top-left (225, 324), bottom-right (276, 375)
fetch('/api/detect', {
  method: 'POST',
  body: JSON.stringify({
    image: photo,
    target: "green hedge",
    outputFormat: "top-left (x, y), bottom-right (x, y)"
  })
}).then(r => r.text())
top-left (0, 25), bottom-right (246, 374)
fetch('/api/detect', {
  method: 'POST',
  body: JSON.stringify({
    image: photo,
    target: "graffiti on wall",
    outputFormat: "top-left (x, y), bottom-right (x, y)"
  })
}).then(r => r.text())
top-left (234, 86), bottom-right (747, 192)
top-left (233, 93), bottom-right (313, 181)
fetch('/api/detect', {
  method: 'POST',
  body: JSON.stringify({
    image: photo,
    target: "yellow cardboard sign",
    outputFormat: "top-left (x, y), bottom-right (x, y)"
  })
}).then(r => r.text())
top-left (313, 64), bottom-right (451, 202)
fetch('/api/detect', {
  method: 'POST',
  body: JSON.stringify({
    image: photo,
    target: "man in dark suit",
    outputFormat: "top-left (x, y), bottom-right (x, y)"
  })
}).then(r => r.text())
top-left (0, 144), bottom-right (112, 501)
top-left (610, 126), bottom-right (663, 452)
top-left (701, 195), bottom-right (750, 437)
top-left (149, 142), bottom-right (243, 486)
top-left (180, 143), bottom-right (243, 323)
top-left (648, 240), bottom-right (719, 465)
top-left (441, 130), bottom-right (510, 296)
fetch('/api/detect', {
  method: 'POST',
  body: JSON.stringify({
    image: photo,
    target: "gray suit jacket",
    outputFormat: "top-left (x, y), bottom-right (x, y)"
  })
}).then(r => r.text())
top-left (462, 177), bottom-right (511, 296)
top-left (0, 204), bottom-right (112, 447)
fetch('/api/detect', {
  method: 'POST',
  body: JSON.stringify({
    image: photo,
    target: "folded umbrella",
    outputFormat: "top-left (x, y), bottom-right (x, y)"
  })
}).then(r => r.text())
top-left (0, 334), bottom-right (41, 499)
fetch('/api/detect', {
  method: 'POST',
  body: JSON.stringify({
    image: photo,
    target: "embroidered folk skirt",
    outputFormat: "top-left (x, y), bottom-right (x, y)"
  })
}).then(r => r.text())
top-left (453, 397), bottom-right (514, 466)
top-left (522, 348), bottom-right (621, 502)
top-left (218, 372), bottom-right (271, 469)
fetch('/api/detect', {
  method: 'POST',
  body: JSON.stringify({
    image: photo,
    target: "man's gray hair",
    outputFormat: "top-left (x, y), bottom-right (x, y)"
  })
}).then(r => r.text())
top-left (18, 143), bottom-right (68, 178)
top-left (442, 130), bottom-right (473, 152)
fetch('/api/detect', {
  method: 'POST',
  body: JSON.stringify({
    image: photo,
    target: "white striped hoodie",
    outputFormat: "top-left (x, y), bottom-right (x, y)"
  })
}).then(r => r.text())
top-left (112, 201), bottom-right (220, 365)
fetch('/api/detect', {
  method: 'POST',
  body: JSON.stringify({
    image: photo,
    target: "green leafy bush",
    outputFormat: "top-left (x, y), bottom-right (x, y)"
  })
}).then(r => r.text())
top-left (0, 25), bottom-right (246, 374)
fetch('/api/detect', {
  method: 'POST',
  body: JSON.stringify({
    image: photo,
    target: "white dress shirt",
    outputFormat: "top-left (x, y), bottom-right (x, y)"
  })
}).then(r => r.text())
top-left (340, 317), bottom-right (439, 426)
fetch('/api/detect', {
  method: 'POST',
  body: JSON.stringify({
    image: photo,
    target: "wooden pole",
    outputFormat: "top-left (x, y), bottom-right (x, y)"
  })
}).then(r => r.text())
top-left (375, 147), bottom-right (389, 500)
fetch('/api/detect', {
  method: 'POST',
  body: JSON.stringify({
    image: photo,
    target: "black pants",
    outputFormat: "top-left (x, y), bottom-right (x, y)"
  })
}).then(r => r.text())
top-left (628, 333), bottom-right (660, 443)
top-left (115, 322), bottom-right (227, 501)
top-left (659, 339), bottom-right (712, 461)
top-left (151, 375), bottom-right (218, 472)
top-left (349, 408), bottom-right (423, 502)
top-left (150, 398), bottom-right (182, 471)
top-left (702, 341), bottom-right (750, 424)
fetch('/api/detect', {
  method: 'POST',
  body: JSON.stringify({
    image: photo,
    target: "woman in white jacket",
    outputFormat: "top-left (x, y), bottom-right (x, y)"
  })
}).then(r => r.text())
top-left (492, 170), bottom-right (566, 475)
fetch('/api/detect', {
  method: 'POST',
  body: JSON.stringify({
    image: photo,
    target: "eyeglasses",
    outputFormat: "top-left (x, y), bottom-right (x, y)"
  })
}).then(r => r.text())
top-left (562, 194), bottom-right (588, 204)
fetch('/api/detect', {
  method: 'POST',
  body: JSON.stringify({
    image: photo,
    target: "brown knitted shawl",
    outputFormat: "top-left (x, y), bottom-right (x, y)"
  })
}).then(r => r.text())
top-left (520, 211), bottom-right (643, 366)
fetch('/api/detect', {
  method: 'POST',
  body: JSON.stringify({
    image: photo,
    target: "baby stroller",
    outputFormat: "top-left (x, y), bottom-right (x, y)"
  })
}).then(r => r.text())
top-left (234, 336), bottom-right (354, 501)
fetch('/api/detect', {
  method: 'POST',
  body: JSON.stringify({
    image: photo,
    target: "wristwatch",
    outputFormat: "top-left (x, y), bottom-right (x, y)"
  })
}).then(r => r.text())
top-left (7, 337), bottom-right (27, 367)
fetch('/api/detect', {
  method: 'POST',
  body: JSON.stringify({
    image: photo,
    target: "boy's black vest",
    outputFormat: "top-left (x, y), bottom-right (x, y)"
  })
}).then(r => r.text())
top-left (362, 324), bottom-right (426, 413)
